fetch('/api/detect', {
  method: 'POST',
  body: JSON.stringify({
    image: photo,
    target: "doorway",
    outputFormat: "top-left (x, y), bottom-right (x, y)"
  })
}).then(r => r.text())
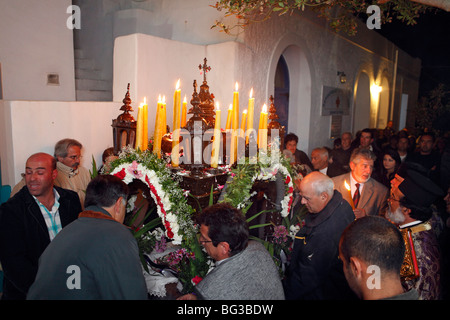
top-left (274, 55), bottom-right (290, 133)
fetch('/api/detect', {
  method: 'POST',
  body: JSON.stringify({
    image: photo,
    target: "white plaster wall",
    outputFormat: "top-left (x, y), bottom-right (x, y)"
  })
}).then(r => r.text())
top-left (113, 33), bottom-right (248, 136)
top-left (0, 0), bottom-right (75, 101)
top-left (0, 100), bottom-right (118, 186)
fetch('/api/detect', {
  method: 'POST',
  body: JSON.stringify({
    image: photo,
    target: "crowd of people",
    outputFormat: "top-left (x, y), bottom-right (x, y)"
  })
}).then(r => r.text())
top-left (0, 126), bottom-right (449, 300)
top-left (284, 127), bottom-right (449, 300)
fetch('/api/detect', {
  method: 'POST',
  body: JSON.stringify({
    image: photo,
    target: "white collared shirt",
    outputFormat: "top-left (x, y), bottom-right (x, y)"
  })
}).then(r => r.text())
top-left (349, 174), bottom-right (364, 198)
top-left (33, 189), bottom-right (62, 240)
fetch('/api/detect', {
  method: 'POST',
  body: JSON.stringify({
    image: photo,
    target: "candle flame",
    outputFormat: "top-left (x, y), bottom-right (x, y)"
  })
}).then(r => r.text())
top-left (216, 102), bottom-right (220, 111)
top-left (162, 95), bottom-right (166, 104)
top-left (262, 103), bottom-right (267, 113)
top-left (229, 104), bottom-right (233, 110)
top-left (250, 88), bottom-right (253, 99)
top-left (183, 95), bottom-right (187, 103)
top-left (243, 109), bottom-right (247, 114)
top-left (344, 180), bottom-right (350, 191)
top-left (176, 79), bottom-right (180, 90)
top-left (158, 94), bottom-right (161, 102)
top-left (144, 96), bottom-right (146, 104)
top-left (235, 82), bottom-right (239, 91)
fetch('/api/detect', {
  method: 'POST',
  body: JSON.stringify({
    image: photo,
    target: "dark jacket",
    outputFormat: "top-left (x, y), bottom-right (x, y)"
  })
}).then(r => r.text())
top-left (0, 186), bottom-right (81, 300)
top-left (283, 190), bottom-right (356, 300)
top-left (27, 206), bottom-right (148, 300)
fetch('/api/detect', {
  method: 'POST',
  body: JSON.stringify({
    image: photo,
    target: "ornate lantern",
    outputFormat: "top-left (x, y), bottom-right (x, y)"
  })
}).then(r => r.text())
top-left (112, 83), bottom-right (137, 154)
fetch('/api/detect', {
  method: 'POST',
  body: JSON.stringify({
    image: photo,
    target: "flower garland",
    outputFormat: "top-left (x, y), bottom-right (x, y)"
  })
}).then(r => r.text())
top-left (221, 149), bottom-right (295, 217)
top-left (107, 146), bottom-right (196, 244)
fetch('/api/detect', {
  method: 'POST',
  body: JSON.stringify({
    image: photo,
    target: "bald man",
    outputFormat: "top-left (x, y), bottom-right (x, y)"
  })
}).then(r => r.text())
top-left (283, 172), bottom-right (356, 300)
top-left (0, 153), bottom-right (82, 300)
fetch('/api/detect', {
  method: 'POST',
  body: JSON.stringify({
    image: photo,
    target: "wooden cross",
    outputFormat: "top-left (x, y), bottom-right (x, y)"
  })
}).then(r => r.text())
top-left (198, 57), bottom-right (211, 82)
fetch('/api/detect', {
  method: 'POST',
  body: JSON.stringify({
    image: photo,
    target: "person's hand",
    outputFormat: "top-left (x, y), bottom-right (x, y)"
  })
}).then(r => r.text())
top-left (353, 208), bottom-right (367, 219)
top-left (177, 293), bottom-right (198, 300)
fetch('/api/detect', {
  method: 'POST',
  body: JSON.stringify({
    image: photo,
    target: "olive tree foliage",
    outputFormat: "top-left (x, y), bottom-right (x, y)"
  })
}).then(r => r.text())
top-left (210, 0), bottom-right (449, 35)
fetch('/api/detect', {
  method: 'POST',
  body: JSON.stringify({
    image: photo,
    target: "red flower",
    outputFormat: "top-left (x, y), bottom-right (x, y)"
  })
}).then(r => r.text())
top-left (114, 168), bottom-right (126, 180)
top-left (191, 276), bottom-right (203, 285)
top-left (285, 175), bottom-right (291, 184)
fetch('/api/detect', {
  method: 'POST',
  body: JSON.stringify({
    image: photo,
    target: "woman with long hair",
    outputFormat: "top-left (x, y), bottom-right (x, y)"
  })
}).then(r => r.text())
top-left (373, 148), bottom-right (402, 189)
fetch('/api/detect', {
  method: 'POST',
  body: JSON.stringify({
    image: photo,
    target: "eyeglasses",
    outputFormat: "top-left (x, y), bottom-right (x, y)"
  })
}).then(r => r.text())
top-left (388, 196), bottom-right (401, 202)
top-left (198, 235), bottom-right (213, 245)
top-left (67, 155), bottom-right (82, 160)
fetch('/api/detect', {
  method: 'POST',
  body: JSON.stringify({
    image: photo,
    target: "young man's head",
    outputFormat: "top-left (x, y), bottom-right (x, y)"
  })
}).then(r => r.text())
top-left (339, 216), bottom-right (405, 299)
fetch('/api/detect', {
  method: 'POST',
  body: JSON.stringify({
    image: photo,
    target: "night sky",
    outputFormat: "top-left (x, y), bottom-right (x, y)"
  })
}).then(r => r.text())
top-left (375, 9), bottom-right (450, 98)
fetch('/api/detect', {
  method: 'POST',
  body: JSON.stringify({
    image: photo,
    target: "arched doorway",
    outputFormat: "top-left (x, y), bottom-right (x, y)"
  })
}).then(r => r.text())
top-left (377, 77), bottom-right (390, 129)
top-left (353, 72), bottom-right (371, 133)
top-left (267, 35), bottom-right (313, 153)
top-left (274, 55), bottom-right (290, 132)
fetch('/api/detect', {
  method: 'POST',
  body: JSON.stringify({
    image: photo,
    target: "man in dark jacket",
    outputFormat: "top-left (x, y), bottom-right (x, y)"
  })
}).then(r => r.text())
top-left (283, 171), bottom-right (356, 300)
top-left (27, 175), bottom-right (148, 300)
top-left (0, 153), bottom-right (82, 300)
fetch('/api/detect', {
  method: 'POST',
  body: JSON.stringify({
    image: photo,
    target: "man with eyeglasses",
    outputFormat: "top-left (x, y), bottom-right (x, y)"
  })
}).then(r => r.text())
top-left (54, 138), bottom-right (91, 207)
top-left (177, 202), bottom-right (285, 300)
top-left (387, 169), bottom-right (444, 300)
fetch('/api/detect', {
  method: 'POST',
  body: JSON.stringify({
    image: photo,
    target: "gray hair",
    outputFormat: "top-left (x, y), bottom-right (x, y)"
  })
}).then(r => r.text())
top-left (350, 147), bottom-right (376, 164)
top-left (54, 138), bottom-right (83, 158)
top-left (312, 147), bottom-right (329, 159)
top-left (305, 171), bottom-right (334, 198)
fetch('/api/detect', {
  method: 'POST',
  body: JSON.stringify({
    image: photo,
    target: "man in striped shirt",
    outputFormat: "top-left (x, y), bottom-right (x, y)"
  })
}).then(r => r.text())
top-left (0, 153), bottom-right (81, 299)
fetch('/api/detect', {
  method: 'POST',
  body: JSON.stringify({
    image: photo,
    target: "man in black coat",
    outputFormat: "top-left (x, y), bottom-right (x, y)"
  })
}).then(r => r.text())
top-left (0, 153), bottom-right (82, 300)
top-left (283, 172), bottom-right (356, 300)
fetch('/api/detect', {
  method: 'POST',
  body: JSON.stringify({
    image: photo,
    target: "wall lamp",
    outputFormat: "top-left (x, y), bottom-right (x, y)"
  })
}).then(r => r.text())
top-left (337, 71), bottom-right (346, 84)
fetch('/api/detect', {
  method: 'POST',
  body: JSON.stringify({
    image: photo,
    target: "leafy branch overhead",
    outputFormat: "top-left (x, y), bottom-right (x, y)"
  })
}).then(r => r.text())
top-left (211, 0), bottom-right (448, 35)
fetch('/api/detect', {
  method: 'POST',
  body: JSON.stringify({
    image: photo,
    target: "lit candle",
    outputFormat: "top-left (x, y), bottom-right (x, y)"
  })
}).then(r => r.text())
top-left (231, 82), bottom-right (239, 163)
top-left (142, 97), bottom-right (148, 150)
top-left (135, 102), bottom-right (144, 150)
top-left (240, 109), bottom-right (247, 138)
top-left (232, 82), bottom-right (239, 131)
top-left (153, 95), bottom-right (166, 158)
top-left (172, 80), bottom-right (181, 167)
top-left (344, 180), bottom-right (355, 209)
top-left (211, 102), bottom-right (221, 168)
top-left (181, 95), bottom-right (187, 127)
top-left (259, 104), bottom-right (268, 151)
top-left (225, 104), bottom-right (233, 130)
top-left (246, 88), bottom-right (254, 144)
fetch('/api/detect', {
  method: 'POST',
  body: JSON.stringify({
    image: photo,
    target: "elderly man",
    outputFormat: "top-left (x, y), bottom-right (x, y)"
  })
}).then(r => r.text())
top-left (53, 138), bottom-right (91, 207)
top-left (27, 175), bottom-right (147, 300)
top-left (0, 153), bottom-right (82, 300)
top-left (387, 169), bottom-right (444, 300)
top-left (178, 202), bottom-right (285, 300)
top-left (283, 172), bottom-right (356, 300)
top-left (332, 148), bottom-right (388, 219)
top-left (330, 132), bottom-right (354, 173)
top-left (311, 147), bottom-right (346, 178)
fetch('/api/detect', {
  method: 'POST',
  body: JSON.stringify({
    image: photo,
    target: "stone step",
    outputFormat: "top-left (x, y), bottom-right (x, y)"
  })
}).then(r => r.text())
top-left (74, 49), bottom-right (84, 59)
top-left (76, 89), bottom-right (112, 101)
top-left (75, 58), bottom-right (96, 69)
top-left (75, 78), bottom-right (111, 91)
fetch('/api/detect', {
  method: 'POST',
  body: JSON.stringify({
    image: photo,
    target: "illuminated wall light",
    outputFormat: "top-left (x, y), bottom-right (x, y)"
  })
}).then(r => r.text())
top-left (370, 83), bottom-right (382, 96)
